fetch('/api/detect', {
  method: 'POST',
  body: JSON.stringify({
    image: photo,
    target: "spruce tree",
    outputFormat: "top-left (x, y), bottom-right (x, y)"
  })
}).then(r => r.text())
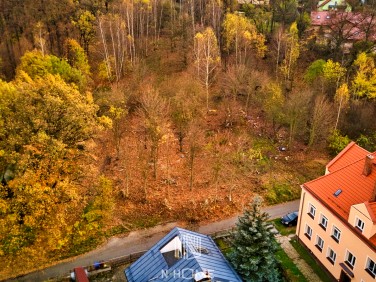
top-left (229, 196), bottom-right (281, 282)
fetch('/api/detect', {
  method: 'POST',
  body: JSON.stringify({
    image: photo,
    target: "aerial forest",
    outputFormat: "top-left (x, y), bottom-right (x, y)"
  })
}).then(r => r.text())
top-left (0, 0), bottom-right (376, 278)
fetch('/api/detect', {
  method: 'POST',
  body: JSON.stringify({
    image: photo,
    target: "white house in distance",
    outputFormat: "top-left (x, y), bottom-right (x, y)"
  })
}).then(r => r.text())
top-left (317, 0), bottom-right (352, 12)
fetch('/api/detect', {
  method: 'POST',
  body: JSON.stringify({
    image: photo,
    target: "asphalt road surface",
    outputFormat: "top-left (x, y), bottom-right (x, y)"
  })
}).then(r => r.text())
top-left (10, 199), bottom-right (300, 282)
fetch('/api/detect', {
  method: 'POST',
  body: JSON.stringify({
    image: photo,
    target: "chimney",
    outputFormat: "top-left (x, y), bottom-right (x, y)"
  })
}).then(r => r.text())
top-left (363, 154), bottom-right (374, 176)
top-left (371, 181), bottom-right (376, 202)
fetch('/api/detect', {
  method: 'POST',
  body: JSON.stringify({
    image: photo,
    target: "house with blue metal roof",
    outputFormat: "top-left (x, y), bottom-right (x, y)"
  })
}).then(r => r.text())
top-left (124, 227), bottom-right (242, 282)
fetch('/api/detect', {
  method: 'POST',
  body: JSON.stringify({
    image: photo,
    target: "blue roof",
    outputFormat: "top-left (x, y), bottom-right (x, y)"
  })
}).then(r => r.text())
top-left (125, 227), bottom-right (242, 282)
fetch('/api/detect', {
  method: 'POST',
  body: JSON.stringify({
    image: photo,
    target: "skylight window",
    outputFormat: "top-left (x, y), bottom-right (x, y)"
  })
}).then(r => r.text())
top-left (334, 189), bottom-right (342, 197)
top-left (194, 246), bottom-right (210, 255)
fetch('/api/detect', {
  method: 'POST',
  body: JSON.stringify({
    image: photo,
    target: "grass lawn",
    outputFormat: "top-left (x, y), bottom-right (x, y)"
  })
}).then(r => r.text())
top-left (271, 218), bottom-right (334, 282)
top-left (290, 238), bottom-right (334, 282)
top-left (215, 237), bottom-right (232, 256)
top-left (275, 246), bottom-right (308, 282)
top-left (271, 218), bottom-right (297, 236)
top-left (214, 237), bottom-right (307, 282)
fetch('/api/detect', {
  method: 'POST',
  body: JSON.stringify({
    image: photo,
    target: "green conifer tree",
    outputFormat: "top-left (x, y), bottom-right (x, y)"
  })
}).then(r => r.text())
top-left (229, 196), bottom-right (281, 282)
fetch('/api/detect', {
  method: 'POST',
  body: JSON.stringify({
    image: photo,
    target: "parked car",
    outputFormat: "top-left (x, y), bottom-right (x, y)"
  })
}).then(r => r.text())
top-left (281, 211), bottom-right (299, 227)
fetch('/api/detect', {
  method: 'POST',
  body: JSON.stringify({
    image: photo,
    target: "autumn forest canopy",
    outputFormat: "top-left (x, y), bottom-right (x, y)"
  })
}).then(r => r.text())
top-left (0, 0), bottom-right (376, 279)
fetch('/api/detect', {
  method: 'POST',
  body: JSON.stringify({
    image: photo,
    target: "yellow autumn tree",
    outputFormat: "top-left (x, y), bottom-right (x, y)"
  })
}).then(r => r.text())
top-left (223, 13), bottom-right (266, 66)
top-left (334, 83), bottom-right (350, 130)
top-left (263, 82), bottom-right (285, 135)
top-left (194, 27), bottom-right (221, 111)
top-left (322, 59), bottom-right (346, 97)
top-left (322, 59), bottom-right (346, 85)
top-left (0, 53), bottom-right (99, 277)
top-left (351, 52), bottom-right (376, 99)
top-left (279, 22), bottom-right (300, 83)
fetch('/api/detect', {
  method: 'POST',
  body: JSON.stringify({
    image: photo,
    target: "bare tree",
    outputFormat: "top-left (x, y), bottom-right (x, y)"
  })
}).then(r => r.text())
top-left (136, 135), bottom-right (150, 202)
top-left (34, 22), bottom-right (46, 56)
top-left (186, 122), bottom-right (203, 191)
top-left (205, 0), bottom-right (223, 40)
top-left (109, 105), bottom-right (127, 157)
top-left (275, 27), bottom-right (283, 81)
top-left (284, 89), bottom-right (312, 146)
top-left (171, 90), bottom-right (201, 152)
top-left (308, 95), bottom-right (335, 146)
top-left (139, 88), bottom-right (168, 180)
top-left (98, 13), bottom-right (132, 82)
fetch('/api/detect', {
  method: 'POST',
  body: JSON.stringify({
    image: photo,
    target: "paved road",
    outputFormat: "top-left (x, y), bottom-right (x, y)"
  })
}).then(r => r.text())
top-left (11, 199), bottom-right (300, 282)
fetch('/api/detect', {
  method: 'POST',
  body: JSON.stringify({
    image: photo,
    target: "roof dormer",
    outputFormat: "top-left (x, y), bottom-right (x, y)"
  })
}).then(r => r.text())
top-left (349, 203), bottom-right (376, 239)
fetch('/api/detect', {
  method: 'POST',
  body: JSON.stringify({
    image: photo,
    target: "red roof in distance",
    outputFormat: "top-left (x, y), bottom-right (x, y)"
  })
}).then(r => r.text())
top-left (310, 11), bottom-right (376, 41)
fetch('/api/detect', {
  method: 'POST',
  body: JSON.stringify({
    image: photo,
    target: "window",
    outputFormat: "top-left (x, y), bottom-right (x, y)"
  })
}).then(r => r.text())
top-left (160, 236), bottom-right (183, 267)
top-left (315, 236), bottom-right (324, 252)
top-left (305, 225), bottom-right (312, 239)
top-left (356, 218), bottom-right (365, 232)
top-left (327, 248), bottom-right (336, 265)
top-left (366, 258), bottom-right (376, 278)
top-left (320, 214), bottom-right (328, 230)
top-left (345, 251), bottom-right (356, 269)
top-left (331, 226), bottom-right (341, 243)
top-left (333, 189), bottom-right (342, 197)
top-left (193, 246), bottom-right (209, 255)
top-left (308, 204), bottom-right (316, 219)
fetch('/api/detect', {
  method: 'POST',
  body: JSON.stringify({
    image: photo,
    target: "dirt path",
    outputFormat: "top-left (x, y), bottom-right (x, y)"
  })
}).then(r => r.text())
top-left (276, 235), bottom-right (322, 282)
top-left (11, 200), bottom-right (300, 282)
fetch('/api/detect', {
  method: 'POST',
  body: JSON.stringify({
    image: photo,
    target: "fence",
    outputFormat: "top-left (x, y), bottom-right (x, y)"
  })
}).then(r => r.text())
top-left (107, 250), bottom-right (147, 267)
top-left (207, 227), bottom-right (235, 239)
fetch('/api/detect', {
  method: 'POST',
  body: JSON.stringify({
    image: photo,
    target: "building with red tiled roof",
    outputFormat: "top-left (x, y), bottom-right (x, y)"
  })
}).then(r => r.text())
top-left (296, 143), bottom-right (376, 281)
top-left (310, 11), bottom-right (376, 52)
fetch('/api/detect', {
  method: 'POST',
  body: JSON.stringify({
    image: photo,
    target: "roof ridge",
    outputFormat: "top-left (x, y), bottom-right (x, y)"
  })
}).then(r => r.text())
top-left (306, 155), bottom-right (368, 186)
top-left (326, 141), bottom-right (370, 172)
top-left (326, 141), bottom-right (356, 168)
top-left (326, 141), bottom-right (355, 169)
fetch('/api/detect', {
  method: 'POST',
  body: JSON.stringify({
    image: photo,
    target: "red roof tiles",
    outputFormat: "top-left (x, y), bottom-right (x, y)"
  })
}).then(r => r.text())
top-left (326, 141), bottom-right (370, 173)
top-left (305, 151), bottom-right (376, 221)
top-left (365, 201), bottom-right (376, 223)
top-left (310, 11), bottom-right (376, 41)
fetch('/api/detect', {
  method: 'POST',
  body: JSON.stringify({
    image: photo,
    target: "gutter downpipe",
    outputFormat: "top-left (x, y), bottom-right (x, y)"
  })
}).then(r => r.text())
top-left (296, 187), bottom-right (306, 242)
